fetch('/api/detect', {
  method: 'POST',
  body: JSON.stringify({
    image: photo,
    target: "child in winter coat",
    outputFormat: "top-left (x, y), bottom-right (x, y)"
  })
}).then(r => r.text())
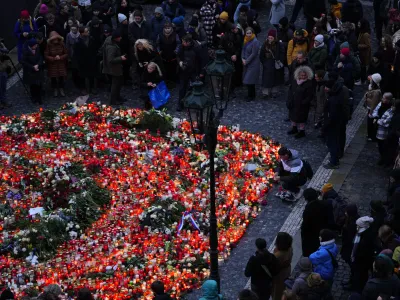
top-left (287, 29), bottom-right (309, 66)
top-left (309, 229), bottom-right (339, 281)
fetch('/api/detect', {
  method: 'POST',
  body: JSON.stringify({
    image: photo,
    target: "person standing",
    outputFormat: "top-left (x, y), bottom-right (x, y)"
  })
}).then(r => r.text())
top-left (212, 11), bottom-right (232, 49)
top-left (151, 7), bottom-right (171, 43)
top-left (373, 93), bottom-right (395, 165)
top-left (44, 31), bottom-right (68, 97)
top-left (242, 27), bottom-right (260, 102)
top-left (200, 0), bottom-right (217, 46)
top-left (177, 34), bottom-right (205, 111)
top-left (341, 0), bottom-right (364, 24)
top-left (21, 38), bottom-right (44, 104)
top-left (286, 29), bottom-right (309, 67)
top-left (260, 29), bottom-right (285, 98)
top-left (14, 10), bottom-right (38, 62)
top-left (335, 47), bottom-right (354, 90)
top-left (161, 0), bottom-right (186, 20)
top-left (373, 0), bottom-right (389, 42)
top-left (157, 22), bottom-right (180, 85)
top-left (271, 232), bottom-right (293, 300)
top-left (364, 73), bottom-right (382, 141)
top-left (314, 70), bottom-right (326, 129)
top-left (245, 238), bottom-right (280, 300)
top-left (308, 34), bottom-right (328, 71)
top-left (287, 65), bottom-right (314, 138)
top-left (356, 18), bottom-right (372, 85)
top-left (301, 188), bottom-right (328, 257)
top-left (74, 26), bottom-right (99, 95)
top-left (303, 0), bottom-right (326, 33)
top-left (102, 29), bottom-right (127, 105)
top-left (322, 72), bottom-right (347, 169)
top-left (270, 0), bottom-right (286, 28)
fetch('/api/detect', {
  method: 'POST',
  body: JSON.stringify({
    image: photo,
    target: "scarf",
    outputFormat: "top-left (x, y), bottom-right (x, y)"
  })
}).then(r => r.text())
top-left (296, 79), bottom-right (306, 85)
top-left (69, 31), bottom-right (80, 39)
top-left (314, 41), bottom-right (325, 48)
top-left (351, 216), bottom-right (374, 262)
top-left (244, 33), bottom-right (255, 45)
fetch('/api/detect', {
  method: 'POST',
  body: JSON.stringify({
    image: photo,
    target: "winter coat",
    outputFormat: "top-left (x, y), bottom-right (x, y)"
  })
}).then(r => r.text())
top-left (260, 41), bottom-right (285, 88)
top-left (323, 80), bottom-right (348, 133)
top-left (291, 272), bottom-right (312, 297)
top-left (140, 68), bottom-right (162, 97)
top-left (272, 248), bottom-right (293, 300)
top-left (40, 22), bottom-right (65, 40)
top-left (21, 44), bottom-right (44, 86)
top-left (157, 32), bottom-right (181, 61)
top-left (200, 1), bottom-right (217, 45)
top-left (287, 36), bottom-right (309, 65)
top-left (309, 240), bottom-right (339, 281)
top-left (212, 21), bottom-right (232, 48)
top-left (278, 27), bottom-right (294, 64)
top-left (362, 275), bottom-right (400, 300)
top-left (74, 36), bottom-right (99, 78)
top-left (335, 56), bottom-right (354, 88)
top-left (287, 79), bottom-right (314, 123)
top-left (161, 1), bottom-right (186, 19)
top-left (353, 227), bottom-right (377, 269)
top-left (128, 20), bottom-right (152, 49)
top-left (303, 0), bottom-right (326, 20)
top-left (341, 214), bottom-right (359, 264)
top-left (308, 45), bottom-right (327, 70)
top-left (341, 0), bottom-right (364, 24)
top-left (151, 15), bottom-right (171, 43)
top-left (364, 89), bottom-right (382, 111)
top-left (65, 33), bottom-right (80, 63)
top-left (245, 249), bottom-right (280, 298)
top-left (270, 0), bottom-right (286, 25)
top-left (220, 30), bottom-right (242, 57)
top-left (199, 280), bottom-right (222, 300)
top-left (14, 18), bottom-right (38, 61)
top-left (301, 200), bottom-right (329, 257)
top-left (376, 108), bottom-right (394, 140)
top-left (102, 36), bottom-right (123, 76)
top-left (178, 42), bottom-right (205, 77)
top-left (44, 32), bottom-right (68, 78)
top-left (358, 32), bottom-right (372, 66)
top-left (242, 38), bottom-right (261, 85)
top-left (34, 14), bottom-right (47, 30)
top-left (95, 0), bottom-right (113, 27)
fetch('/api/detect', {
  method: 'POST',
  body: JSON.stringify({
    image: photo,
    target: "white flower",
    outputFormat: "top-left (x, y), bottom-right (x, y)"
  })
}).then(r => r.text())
top-left (22, 248), bottom-right (27, 252)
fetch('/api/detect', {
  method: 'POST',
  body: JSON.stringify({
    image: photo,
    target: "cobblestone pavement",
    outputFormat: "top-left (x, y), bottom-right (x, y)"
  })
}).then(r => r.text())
top-left (1, 2), bottom-right (378, 300)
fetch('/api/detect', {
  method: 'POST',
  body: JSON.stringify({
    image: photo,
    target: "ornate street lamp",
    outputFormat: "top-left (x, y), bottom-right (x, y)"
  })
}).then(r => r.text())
top-left (183, 52), bottom-right (232, 293)
top-left (206, 50), bottom-right (234, 114)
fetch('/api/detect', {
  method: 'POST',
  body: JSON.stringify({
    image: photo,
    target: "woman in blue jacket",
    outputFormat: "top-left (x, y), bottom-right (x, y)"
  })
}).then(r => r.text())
top-left (309, 229), bottom-right (339, 282)
top-left (14, 10), bottom-right (38, 62)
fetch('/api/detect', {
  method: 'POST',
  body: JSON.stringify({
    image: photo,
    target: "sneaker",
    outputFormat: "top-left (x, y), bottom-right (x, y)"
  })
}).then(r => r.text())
top-left (323, 162), bottom-right (339, 169)
top-left (281, 191), bottom-right (296, 202)
top-left (354, 80), bottom-right (362, 86)
top-left (294, 189), bottom-right (304, 199)
top-left (275, 190), bottom-right (284, 197)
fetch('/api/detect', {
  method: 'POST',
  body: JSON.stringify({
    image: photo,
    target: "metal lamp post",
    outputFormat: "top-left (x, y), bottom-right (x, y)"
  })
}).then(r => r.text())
top-left (183, 50), bottom-right (233, 292)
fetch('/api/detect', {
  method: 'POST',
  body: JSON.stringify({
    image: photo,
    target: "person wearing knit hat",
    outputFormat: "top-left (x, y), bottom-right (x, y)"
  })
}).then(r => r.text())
top-left (118, 13), bottom-right (127, 24)
top-left (309, 229), bottom-right (338, 281)
top-left (283, 257), bottom-right (313, 299)
top-left (335, 46), bottom-right (354, 90)
top-left (301, 188), bottom-right (328, 257)
top-left (39, 4), bottom-right (49, 15)
top-left (15, 9), bottom-right (38, 61)
top-left (341, 47), bottom-right (350, 57)
top-left (364, 72), bottom-right (383, 140)
top-left (161, 0), bottom-right (186, 20)
top-left (308, 34), bottom-right (327, 71)
top-left (211, 11), bottom-right (232, 48)
top-left (260, 27), bottom-right (284, 99)
top-left (220, 11), bottom-right (229, 21)
top-left (321, 183), bottom-right (333, 194)
top-left (151, 7), bottom-right (169, 42)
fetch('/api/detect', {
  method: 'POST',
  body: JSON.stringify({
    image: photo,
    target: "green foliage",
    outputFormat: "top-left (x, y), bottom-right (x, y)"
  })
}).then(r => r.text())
top-left (138, 109), bottom-right (173, 134)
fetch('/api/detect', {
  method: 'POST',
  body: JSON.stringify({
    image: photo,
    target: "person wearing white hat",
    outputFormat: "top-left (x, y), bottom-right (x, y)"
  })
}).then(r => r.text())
top-left (308, 34), bottom-right (327, 71)
top-left (118, 13), bottom-right (127, 24)
top-left (365, 73), bottom-right (382, 141)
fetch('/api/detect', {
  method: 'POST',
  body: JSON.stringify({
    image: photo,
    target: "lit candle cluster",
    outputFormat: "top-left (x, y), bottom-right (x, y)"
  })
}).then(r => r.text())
top-left (0, 103), bottom-right (280, 299)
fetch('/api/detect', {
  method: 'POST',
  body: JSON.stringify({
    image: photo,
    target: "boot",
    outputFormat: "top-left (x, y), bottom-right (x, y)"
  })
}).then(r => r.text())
top-left (287, 126), bottom-right (298, 135)
top-left (59, 88), bottom-right (65, 97)
top-left (53, 89), bottom-right (58, 97)
top-left (295, 130), bottom-right (306, 139)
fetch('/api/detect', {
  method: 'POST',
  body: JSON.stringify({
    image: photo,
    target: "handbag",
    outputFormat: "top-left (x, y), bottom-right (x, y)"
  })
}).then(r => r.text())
top-left (148, 81), bottom-right (170, 109)
top-left (269, 47), bottom-right (284, 69)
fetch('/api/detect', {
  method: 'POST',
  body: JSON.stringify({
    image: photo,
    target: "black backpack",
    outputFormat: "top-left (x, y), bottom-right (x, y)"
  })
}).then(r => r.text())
top-left (302, 160), bottom-right (314, 180)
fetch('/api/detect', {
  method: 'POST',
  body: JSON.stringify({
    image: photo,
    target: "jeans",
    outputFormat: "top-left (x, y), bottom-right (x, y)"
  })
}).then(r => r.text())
top-left (290, 0), bottom-right (304, 23)
top-left (0, 72), bottom-right (7, 105)
top-left (234, 0), bottom-right (251, 23)
top-left (51, 77), bottom-right (64, 89)
top-left (281, 173), bottom-right (308, 193)
top-left (110, 75), bottom-right (123, 104)
top-left (326, 128), bottom-right (340, 165)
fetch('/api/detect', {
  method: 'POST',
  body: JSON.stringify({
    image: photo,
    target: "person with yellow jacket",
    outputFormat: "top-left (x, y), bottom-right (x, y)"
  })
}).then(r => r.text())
top-left (287, 29), bottom-right (309, 66)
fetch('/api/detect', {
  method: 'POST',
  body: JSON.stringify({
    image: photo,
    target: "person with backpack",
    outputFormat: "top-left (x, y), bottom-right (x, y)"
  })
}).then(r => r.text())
top-left (245, 238), bottom-right (280, 300)
top-left (274, 147), bottom-right (310, 201)
top-left (282, 257), bottom-right (313, 299)
top-left (309, 229), bottom-right (339, 285)
top-left (320, 183), bottom-right (348, 230)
